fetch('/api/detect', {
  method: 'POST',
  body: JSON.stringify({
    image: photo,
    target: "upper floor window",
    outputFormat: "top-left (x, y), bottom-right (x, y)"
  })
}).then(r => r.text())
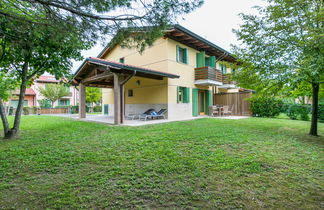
top-left (176, 45), bottom-right (188, 64)
top-left (119, 57), bottom-right (125, 64)
top-left (219, 63), bottom-right (227, 74)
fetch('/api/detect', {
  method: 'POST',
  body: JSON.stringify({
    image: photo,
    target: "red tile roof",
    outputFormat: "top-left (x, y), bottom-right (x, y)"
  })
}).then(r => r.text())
top-left (36, 75), bottom-right (61, 83)
top-left (14, 88), bottom-right (36, 95)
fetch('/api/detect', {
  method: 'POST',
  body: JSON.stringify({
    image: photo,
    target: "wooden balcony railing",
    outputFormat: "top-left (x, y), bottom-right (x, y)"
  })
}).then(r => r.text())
top-left (222, 74), bottom-right (236, 85)
top-left (194, 66), bottom-right (222, 83)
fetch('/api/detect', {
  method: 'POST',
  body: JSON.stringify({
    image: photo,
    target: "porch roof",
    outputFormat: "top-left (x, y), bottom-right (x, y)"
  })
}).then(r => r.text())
top-left (72, 57), bottom-right (179, 88)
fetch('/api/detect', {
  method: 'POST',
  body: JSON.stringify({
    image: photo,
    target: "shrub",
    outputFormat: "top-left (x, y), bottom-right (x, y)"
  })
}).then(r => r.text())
top-left (70, 106), bottom-right (79, 114)
top-left (250, 97), bottom-right (283, 118)
top-left (285, 104), bottom-right (311, 121)
top-left (93, 105), bottom-right (102, 112)
top-left (286, 104), bottom-right (299, 120)
top-left (38, 99), bottom-right (52, 108)
top-left (23, 107), bottom-right (30, 115)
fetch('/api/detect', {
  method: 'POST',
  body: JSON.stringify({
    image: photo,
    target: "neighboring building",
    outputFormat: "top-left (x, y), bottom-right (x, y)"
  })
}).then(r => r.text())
top-left (72, 25), bottom-right (244, 124)
top-left (10, 75), bottom-right (79, 108)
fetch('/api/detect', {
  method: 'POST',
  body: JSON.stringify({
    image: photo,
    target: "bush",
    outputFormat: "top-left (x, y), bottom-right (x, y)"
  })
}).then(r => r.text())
top-left (93, 105), bottom-right (102, 112)
top-left (23, 107), bottom-right (30, 115)
top-left (70, 106), bottom-right (79, 114)
top-left (285, 104), bottom-right (311, 121)
top-left (38, 99), bottom-right (52, 108)
top-left (250, 97), bottom-right (283, 118)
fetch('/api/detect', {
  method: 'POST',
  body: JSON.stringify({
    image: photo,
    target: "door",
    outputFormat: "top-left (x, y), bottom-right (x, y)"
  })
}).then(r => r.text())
top-left (198, 90), bottom-right (205, 115)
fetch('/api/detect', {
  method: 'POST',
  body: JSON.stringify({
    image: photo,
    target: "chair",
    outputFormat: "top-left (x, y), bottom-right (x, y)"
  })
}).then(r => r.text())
top-left (223, 105), bottom-right (233, 116)
top-left (152, 109), bottom-right (167, 120)
top-left (209, 106), bottom-right (219, 117)
top-left (127, 109), bottom-right (155, 120)
top-left (139, 109), bottom-right (167, 121)
top-left (138, 109), bottom-right (157, 121)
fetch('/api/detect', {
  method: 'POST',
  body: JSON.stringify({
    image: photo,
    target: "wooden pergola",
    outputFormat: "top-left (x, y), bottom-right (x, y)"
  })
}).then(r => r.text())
top-left (71, 57), bottom-right (179, 125)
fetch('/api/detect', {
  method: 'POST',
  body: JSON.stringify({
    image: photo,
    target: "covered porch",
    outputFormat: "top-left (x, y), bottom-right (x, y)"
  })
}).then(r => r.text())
top-left (72, 57), bottom-right (179, 125)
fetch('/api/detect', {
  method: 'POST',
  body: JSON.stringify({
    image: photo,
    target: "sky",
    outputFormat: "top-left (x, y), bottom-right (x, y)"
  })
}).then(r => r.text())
top-left (71, 0), bottom-right (266, 72)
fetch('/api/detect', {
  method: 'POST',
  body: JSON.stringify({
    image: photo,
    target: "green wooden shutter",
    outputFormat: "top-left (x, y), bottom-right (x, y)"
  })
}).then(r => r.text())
top-left (176, 45), bottom-right (180, 62)
top-left (185, 87), bottom-right (190, 103)
top-left (104, 104), bottom-right (109, 115)
top-left (196, 52), bottom-right (205, 67)
top-left (192, 88), bottom-right (198, 116)
top-left (210, 56), bottom-right (216, 68)
top-left (184, 48), bottom-right (188, 64)
top-left (177, 86), bottom-right (180, 103)
top-left (224, 65), bottom-right (227, 74)
top-left (67, 99), bottom-right (70, 106)
top-left (205, 90), bottom-right (212, 115)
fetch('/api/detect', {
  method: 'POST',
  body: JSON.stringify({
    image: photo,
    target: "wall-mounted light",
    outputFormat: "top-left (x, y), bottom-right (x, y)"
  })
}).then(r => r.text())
top-left (136, 80), bottom-right (141, 87)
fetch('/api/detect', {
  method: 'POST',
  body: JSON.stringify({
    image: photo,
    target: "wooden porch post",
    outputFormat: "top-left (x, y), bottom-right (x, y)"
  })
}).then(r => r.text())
top-left (79, 83), bottom-right (86, 118)
top-left (120, 84), bottom-right (125, 124)
top-left (114, 73), bottom-right (121, 125)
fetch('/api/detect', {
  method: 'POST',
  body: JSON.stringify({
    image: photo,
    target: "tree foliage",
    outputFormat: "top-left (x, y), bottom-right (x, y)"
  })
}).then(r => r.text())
top-left (86, 87), bottom-right (102, 104)
top-left (38, 84), bottom-right (70, 107)
top-left (0, 0), bottom-right (203, 139)
top-left (232, 0), bottom-right (324, 135)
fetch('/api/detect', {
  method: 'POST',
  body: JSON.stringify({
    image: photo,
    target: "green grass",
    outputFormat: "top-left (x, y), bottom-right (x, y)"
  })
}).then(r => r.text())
top-left (0, 116), bottom-right (323, 209)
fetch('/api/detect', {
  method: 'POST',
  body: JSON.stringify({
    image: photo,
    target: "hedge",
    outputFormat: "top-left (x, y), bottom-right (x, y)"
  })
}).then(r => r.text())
top-left (250, 97), bottom-right (283, 117)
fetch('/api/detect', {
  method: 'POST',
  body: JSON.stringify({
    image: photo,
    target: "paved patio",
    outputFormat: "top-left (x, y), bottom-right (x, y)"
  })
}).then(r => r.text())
top-left (43, 114), bottom-right (250, 126)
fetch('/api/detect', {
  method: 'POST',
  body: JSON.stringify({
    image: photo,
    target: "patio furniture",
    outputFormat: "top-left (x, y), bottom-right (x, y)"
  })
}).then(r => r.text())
top-left (209, 106), bottom-right (220, 117)
top-left (152, 109), bottom-right (167, 120)
top-left (138, 109), bottom-right (157, 121)
top-left (139, 109), bottom-right (167, 121)
top-left (223, 105), bottom-right (233, 116)
top-left (127, 109), bottom-right (155, 120)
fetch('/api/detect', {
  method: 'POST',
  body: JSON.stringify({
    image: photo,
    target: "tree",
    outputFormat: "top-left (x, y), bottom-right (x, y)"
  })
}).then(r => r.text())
top-left (38, 84), bottom-right (70, 107)
top-left (232, 0), bottom-right (324, 136)
top-left (0, 0), bottom-right (203, 139)
top-left (86, 87), bottom-right (102, 105)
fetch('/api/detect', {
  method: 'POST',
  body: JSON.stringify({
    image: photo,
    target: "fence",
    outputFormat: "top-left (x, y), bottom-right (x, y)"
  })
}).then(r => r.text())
top-left (38, 108), bottom-right (69, 114)
top-left (213, 92), bottom-right (252, 116)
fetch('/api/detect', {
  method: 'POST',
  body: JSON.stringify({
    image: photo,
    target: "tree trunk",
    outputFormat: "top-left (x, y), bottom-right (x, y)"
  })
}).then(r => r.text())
top-left (0, 98), bottom-right (10, 138)
top-left (309, 82), bottom-right (319, 136)
top-left (5, 61), bottom-right (29, 139)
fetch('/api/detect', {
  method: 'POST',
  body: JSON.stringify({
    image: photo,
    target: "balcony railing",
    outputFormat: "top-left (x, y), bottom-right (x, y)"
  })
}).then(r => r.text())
top-left (222, 74), bottom-right (236, 85)
top-left (194, 66), bottom-right (223, 84)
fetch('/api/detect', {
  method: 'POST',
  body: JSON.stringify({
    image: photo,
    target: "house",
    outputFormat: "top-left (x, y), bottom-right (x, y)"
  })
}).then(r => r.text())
top-left (10, 75), bottom-right (79, 108)
top-left (72, 25), bottom-right (242, 124)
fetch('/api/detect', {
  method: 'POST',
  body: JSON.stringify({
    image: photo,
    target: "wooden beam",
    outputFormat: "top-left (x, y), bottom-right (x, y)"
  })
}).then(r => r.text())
top-left (79, 83), bottom-right (86, 118)
top-left (82, 71), bottom-right (113, 84)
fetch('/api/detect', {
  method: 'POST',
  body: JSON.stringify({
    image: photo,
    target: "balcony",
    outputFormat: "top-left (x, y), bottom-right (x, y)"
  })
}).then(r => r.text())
top-left (219, 74), bottom-right (237, 89)
top-left (194, 66), bottom-right (223, 86)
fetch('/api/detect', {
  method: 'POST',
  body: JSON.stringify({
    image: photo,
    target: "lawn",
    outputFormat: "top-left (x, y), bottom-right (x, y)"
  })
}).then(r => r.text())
top-left (0, 116), bottom-right (323, 209)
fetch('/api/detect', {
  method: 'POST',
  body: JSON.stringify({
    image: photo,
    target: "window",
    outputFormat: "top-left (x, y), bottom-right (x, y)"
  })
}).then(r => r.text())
top-left (128, 89), bottom-right (133, 97)
top-left (219, 63), bottom-right (227, 74)
top-left (10, 100), bottom-right (28, 108)
top-left (205, 57), bottom-right (210, 67)
top-left (176, 45), bottom-right (188, 64)
top-left (58, 99), bottom-right (70, 106)
top-left (119, 57), bottom-right (125, 63)
top-left (177, 87), bottom-right (190, 103)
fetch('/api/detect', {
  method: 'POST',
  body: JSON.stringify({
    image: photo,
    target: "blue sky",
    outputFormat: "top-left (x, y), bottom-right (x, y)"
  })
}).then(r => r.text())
top-left (71, 0), bottom-right (266, 72)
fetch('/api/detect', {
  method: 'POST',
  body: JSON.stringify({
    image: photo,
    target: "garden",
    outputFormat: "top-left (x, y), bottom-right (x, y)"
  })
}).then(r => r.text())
top-left (0, 116), bottom-right (323, 209)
